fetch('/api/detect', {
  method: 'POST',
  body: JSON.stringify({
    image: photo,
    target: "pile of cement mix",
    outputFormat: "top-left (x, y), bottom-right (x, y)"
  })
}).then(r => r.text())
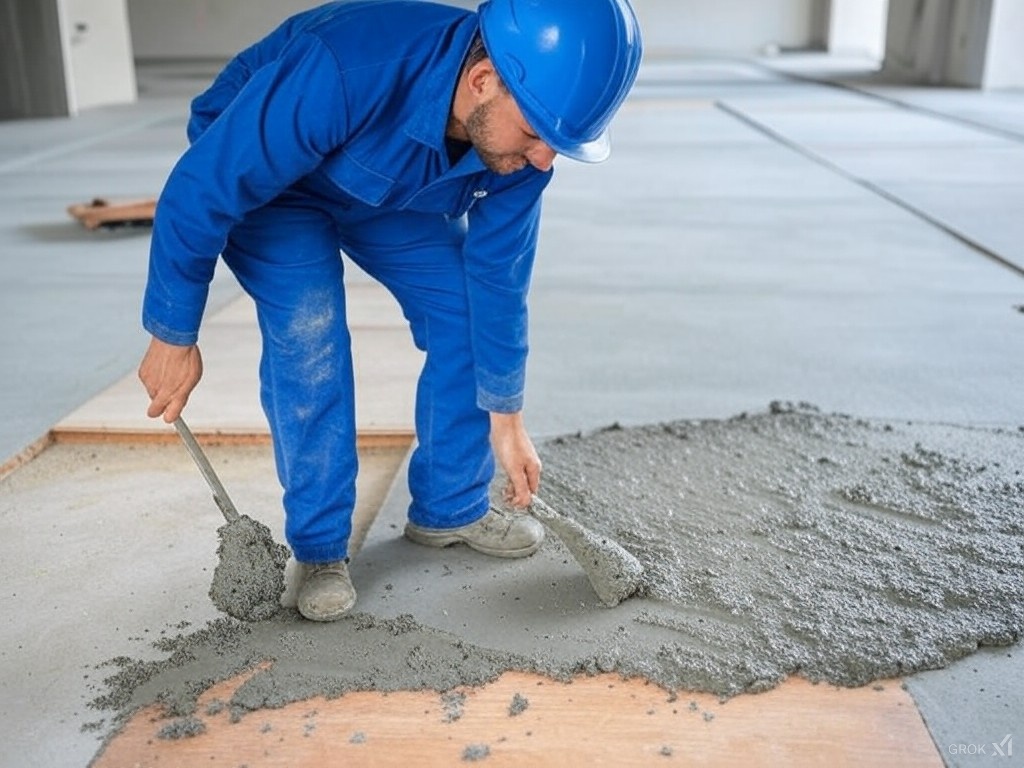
top-left (538, 403), bottom-right (1024, 692)
top-left (209, 515), bottom-right (290, 622)
top-left (86, 405), bottom-right (1024, 746)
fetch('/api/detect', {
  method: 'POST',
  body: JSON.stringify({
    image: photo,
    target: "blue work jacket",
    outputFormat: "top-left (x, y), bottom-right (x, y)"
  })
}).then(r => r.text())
top-left (143, 0), bottom-right (553, 413)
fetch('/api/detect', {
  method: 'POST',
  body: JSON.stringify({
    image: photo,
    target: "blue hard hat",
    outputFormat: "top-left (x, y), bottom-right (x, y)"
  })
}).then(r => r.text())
top-left (478, 0), bottom-right (643, 163)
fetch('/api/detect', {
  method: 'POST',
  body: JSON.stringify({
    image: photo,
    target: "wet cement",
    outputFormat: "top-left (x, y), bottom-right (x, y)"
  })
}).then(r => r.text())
top-left (538, 402), bottom-right (1024, 691)
top-left (208, 515), bottom-right (290, 622)
top-left (86, 405), bottom-right (1024, 752)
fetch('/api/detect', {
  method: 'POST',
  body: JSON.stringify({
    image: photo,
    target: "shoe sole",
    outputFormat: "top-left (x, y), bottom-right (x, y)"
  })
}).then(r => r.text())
top-left (403, 526), bottom-right (543, 559)
top-left (298, 593), bottom-right (356, 622)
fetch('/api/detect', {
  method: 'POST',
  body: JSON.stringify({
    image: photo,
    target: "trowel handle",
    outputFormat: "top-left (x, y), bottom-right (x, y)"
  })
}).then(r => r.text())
top-left (173, 417), bottom-right (241, 524)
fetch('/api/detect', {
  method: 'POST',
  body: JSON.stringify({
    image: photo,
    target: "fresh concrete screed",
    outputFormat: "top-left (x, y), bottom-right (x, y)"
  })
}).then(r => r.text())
top-left (83, 405), bottom-right (1024, 749)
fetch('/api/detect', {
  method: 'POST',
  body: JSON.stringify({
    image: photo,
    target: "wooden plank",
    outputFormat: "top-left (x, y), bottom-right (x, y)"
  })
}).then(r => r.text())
top-left (92, 670), bottom-right (942, 767)
top-left (0, 431), bottom-right (53, 480)
top-left (49, 427), bottom-right (414, 450)
top-left (67, 197), bottom-right (156, 229)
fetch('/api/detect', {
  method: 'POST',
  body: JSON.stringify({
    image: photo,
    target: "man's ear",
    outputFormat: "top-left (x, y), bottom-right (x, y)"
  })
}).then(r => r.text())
top-left (466, 58), bottom-right (499, 99)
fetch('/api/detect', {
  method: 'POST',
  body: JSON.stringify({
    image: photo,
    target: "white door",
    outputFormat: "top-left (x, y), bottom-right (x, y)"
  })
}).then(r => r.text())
top-left (61, 0), bottom-right (136, 113)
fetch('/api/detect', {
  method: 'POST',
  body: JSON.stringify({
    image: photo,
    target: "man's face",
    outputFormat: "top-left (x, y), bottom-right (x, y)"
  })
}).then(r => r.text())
top-left (465, 92), bottom-right (557, 176)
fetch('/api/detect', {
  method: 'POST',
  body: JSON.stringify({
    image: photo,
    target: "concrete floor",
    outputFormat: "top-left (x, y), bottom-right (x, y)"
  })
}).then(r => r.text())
top-left (1, 55), bottom-right (1022, 766)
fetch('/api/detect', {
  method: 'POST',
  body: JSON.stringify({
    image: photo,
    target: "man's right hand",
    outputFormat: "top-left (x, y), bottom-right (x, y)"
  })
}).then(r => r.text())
top-left (138, 337), bottom-right (203, 423)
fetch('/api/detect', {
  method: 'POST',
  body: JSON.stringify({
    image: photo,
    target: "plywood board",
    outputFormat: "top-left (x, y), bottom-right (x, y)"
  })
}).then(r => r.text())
top-left (93, 670), bottom-right (941, 767)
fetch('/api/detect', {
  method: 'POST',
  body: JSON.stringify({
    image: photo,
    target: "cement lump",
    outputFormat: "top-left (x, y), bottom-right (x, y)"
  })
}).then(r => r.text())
top-left (208, 515), bottom-right (290, 622)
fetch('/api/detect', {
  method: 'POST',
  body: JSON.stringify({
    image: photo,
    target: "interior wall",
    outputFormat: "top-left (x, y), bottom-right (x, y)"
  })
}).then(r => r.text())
top-left (983, 0), bottom-right (1024, 88)
top-left (126, 0), bottom-right (823, 61)
top-left (127, 0), bottom-right (322, 60)
top-left (637, 0), bottom-right (823, 56)
top-left (826, 0), bottom-right (888, 59)
top-left (0, 0), bottom-right (70, 119)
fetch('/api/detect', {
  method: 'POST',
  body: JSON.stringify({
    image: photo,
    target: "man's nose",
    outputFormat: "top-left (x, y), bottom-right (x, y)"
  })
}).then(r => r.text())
top-left (528, 144), bottom-right (556, 172)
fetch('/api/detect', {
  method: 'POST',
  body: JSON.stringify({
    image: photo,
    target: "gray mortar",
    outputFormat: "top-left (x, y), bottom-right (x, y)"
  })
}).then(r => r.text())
top-left (209, 515), bottom-right (290, 622)
top-left (441, 690), bottom-right (467, 722)
top-left (462, 744), bottom-right (490, 761)
top-left (86, 405), bottom-right (1024, 759)
top-left (156, 716), bottom-right (206, 740)
top-left (508, 693), bottom-right (528, 716)
top-left (205, 699), bottom-right (225, 716)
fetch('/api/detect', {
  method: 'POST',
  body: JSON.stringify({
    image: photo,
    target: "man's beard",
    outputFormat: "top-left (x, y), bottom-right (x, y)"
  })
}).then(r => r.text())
top-left (465, 98), bottom-right (529, 175)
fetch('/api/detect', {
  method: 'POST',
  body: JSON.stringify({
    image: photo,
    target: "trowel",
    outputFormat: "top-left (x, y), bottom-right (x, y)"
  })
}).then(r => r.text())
top-left (529, 495), bottom-right (643, 607)
top-left (174, 417), bottom-right (289, 621)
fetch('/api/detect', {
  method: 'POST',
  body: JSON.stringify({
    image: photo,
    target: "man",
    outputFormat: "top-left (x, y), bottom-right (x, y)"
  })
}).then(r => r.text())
top-left (138, 0), bottom-right (642, 622)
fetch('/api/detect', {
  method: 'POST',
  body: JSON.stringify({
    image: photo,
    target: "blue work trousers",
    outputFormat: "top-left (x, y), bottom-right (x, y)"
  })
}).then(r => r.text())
top-left (222, 201), bottom-right (494, 563)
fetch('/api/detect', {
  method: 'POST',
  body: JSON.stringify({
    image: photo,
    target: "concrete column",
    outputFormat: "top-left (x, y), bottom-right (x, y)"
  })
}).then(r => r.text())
top-left (881, 0), bottom-right (1024, 88)
top-left (0, 0), bottom-right (70, 119)
top-left (881, 0), bottom-right (956, 83)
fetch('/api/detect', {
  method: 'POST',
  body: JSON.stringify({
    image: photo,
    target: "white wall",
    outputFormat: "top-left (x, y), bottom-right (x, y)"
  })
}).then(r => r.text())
top-left (826, 0), bottom-right (888, 59)
top-left (127, 0), bottom-right (824, 60)
top-left (633, 0), bottom-right (823, 57)
top-left (127, 0), bottom-right (322, 59)
top-left (984, 0), bottom-right (1024, 88)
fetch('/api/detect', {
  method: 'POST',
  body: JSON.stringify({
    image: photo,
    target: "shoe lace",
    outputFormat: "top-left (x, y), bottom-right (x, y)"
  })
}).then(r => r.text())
top-left (308, 558), bottom-right (349, 577)
top-left (486, 508), bottom-right (517, 536)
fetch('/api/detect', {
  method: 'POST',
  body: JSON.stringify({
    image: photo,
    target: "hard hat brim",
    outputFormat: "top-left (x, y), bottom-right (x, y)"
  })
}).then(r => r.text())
top-left (556, 130), bottom-right (611, 164)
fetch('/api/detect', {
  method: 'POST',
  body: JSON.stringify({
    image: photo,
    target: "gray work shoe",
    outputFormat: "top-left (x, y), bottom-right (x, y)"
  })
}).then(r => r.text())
top-left (404, 507), bottom-right (544, 558)
top-left (297, 559), bottom-right (356, 622)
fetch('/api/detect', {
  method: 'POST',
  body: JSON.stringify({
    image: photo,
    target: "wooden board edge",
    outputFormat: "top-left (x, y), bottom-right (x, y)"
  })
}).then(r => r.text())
top-left (0, 432), bottom-right (55, 481)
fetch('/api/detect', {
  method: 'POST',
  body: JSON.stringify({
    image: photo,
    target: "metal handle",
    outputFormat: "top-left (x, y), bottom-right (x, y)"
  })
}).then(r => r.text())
top-left (173, 417), bottom-right (240, 524)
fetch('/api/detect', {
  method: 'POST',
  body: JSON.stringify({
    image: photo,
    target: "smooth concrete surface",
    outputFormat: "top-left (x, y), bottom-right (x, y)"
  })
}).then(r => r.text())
top-left (0, 73), bottom-right (239, 464)
top-left (1, 56), bottom-right (1023, 767)
top-left (527, 61), bottom-right (1024, 435)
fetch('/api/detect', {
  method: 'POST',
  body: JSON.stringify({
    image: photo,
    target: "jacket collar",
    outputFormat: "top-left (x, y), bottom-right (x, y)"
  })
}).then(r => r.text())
top-left (403, 14), bottom-right (480, 168)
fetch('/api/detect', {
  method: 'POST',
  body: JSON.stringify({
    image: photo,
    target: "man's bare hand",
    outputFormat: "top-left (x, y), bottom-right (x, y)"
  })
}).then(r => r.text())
top-left (138, 337), bottom-right (203, 423)
top-left (489, 411), bottom-right (541, 508)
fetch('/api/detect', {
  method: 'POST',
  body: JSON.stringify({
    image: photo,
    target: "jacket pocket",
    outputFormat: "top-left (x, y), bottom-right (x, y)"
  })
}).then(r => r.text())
top-left (321, 150), bottom-right (397, 207)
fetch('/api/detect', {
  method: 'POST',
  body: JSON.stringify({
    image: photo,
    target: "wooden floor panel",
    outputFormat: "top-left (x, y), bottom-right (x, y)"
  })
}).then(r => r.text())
top-left (93, 669), bottom-right (942, 767)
